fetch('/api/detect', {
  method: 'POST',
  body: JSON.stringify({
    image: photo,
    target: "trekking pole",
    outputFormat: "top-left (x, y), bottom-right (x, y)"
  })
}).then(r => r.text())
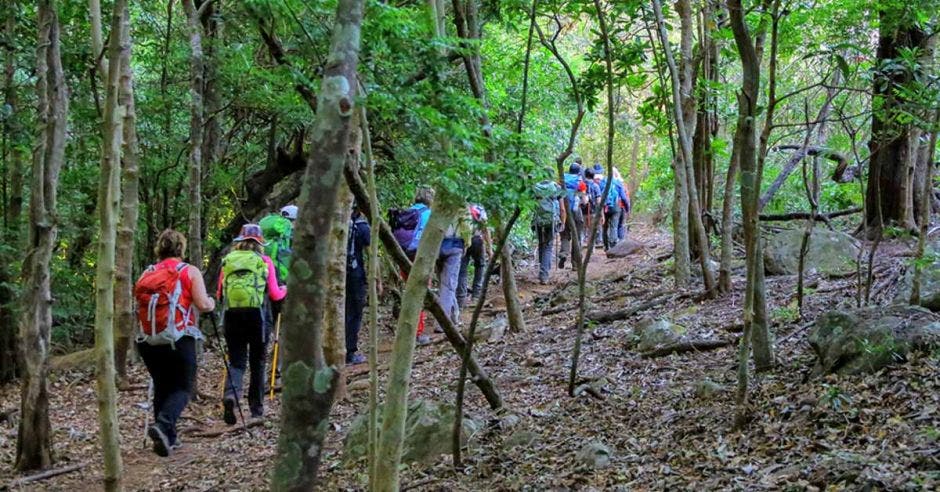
top-left (268, 313), bottom-right (281, 401)
top-left (208, 313), bottom-right (253, 437)
top-left (141, 377), bottom-right (153, 449)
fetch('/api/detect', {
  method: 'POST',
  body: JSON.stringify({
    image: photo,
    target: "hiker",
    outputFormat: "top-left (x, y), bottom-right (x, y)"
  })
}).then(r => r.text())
top-left (390, 187), bottom-right (434, 345)
top-left (135, 229), bottom-right (216, 457)
top-left (612, 168), bottom-right (631, 241)
top-left (438, 205), bottom-right (472, 325)
top-left (589, 164), bottom-right (605, 245)
top-left (457, 203), bottom-right (491, 308)
top-left (602, 168), bottom-right (630, 251)
top-left (345, 203), bottom-right (371, 365)
top-left (216, 224), bottom-right (287, 423)
top-left (533, 178), bottom-right (566, 284)
top-left (259, 205), bottom-right (297, 286)
top-left (559, 162), bottom-right (587, 270)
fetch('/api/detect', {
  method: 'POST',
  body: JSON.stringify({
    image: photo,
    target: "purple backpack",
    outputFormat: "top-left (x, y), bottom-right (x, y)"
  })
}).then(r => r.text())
top-left (389, 207), bottom-right (421, 255)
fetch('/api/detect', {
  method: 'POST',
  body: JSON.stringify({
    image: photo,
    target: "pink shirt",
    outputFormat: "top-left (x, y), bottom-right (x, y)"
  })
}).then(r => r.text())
top-left (217, 254), bottom-right (287, 302)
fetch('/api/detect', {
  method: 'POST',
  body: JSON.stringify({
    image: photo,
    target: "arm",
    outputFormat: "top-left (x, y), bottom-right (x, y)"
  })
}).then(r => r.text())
top-left (482, 227), bottom-right (493, 258)
top-left (188, 267), bottom-right (216, 312)
top-left (263, 256), bottom-right (288, 301)
top-left (216, 269), bottom-right (224, 300)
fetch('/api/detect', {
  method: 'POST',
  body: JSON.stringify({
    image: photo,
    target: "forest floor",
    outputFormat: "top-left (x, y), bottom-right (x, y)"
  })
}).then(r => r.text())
top-left (1, 221), bottom-right (938, 491)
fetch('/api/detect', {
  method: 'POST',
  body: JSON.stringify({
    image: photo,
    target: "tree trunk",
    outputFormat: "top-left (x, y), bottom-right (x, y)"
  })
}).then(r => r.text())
top-left (93, 0), bottom-right (127, 488)
top-left (864, 11), bottom-right (929, 236)
top-left (727, 0), bottom-right (770, 426)
top-left (199, 0), bottom-right (222, 171)
top-left (270, 0), bottom-right (364, 487)
top-left (322, 119), bottom-right (361, 399)
top-left (113, 0), bottom-right (141, 385)
top-left (17, 0), bottom-right (68, 471)
top-left (182, 0), bottom-right (204, 269)
top-left (375, 193), bottom-right (462, 492)
top-left (653, 0), bottom-right (715, 296)
top-left (500, 239), bottom-right (526, 333)
top-left (718, 142), bottom-right (739, 293)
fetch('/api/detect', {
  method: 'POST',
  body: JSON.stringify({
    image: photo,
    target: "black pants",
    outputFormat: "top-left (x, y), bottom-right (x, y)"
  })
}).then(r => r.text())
top-left (345, 271), bottom-right (367, 359)
top-left (138, 336), bottom-right (197, 445)
top-left (535, 223), bottom-right (555, 282)
top-left (222, 308), bottom-right (267, 417)
top-left (457, 235), bottom-right (485, 307)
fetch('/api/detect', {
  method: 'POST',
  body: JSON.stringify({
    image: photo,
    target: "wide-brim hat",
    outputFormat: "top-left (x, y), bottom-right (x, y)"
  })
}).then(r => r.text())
top-left (234, 223), bottom-right (268, 245)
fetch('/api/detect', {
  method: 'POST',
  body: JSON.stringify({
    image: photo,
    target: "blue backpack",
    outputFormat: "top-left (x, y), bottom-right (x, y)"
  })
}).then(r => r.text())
top-left (563, 173), bottom-right (584, 212)
top-left (604, 180), bottom-right (621, 209)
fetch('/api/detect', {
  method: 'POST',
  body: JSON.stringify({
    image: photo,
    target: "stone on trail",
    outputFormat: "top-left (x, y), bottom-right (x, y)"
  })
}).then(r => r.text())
top-left (344, 399), bottom-right (481, 464)
top-left (763, 228), bottom-right (859, 277)
top-left (693, 378), bottom-right (726, 399)
top-left (503, 429), bottom-right (539, 450)
top-left (634, 318), bottom-right (685, 352)
top-left (575, 441), bottom-right (613, 470)
top-left (808, 305), bottom-right (940, 375)
top-left (894, 245), bottom-right (940, 311)
top-left (605, 238), bottom-right (644, 258)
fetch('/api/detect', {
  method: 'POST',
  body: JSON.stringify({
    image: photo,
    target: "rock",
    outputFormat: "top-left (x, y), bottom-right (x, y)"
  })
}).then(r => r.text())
top-left (575, 441), bottom-right (613, 470)
top-left (763, 229), bottom-right (859, 277)
top-left (606, 239), bottom-right (644, 258)
top-left (692, 259), bottom-right (719, 279)
top-left (808, 305), bottom-right (940, 375)
top-left (344, 399), bottom-right (480, 464)
top-left (503, 430), bottom-right (538, 450)
top-left (693, 378), bottom-right (726, 399)
top-left (549, 283), bottom-right (596, 307)
top-left (487, 315), bottom-right (508, 342)
top-left (895, 256), bottom-right (940, 311)
top-left (634, 318), bottom-right (685, 352)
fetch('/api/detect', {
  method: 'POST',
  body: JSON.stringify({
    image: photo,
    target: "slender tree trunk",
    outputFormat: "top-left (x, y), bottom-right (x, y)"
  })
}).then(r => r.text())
top-left (911, 111), bottom-right (939, 305)
top-left (375, 194), bottom-right (462, 492)
top-left (718, 144), bottom-right (739, 293)
top-left (94, 0), bottom-right (127, 488)
top-left (727, 0), bottom-right (770, 427)
top-left (653, 0), bottom-right (715, 296)
top-left (200, 0), bottom-right (222, 171)
top-left (182, 0), bottom-right (204, 269)
top-left (113, 0), bottom-right (141, 385)
top-left (17, 0), bottom-right (68, 471)
top-left (271, 0), bottom-right (364, 488)
top-left (500, 230), bottom-right (526, 333)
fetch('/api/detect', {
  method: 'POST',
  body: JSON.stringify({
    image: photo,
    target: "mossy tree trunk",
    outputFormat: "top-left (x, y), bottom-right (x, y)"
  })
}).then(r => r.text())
top-left (270, 0), bottom-right (365, 488)
top-left (374, 192), bottom-right (462, 492)
top-left (16, 0), bottom-right (67, 472)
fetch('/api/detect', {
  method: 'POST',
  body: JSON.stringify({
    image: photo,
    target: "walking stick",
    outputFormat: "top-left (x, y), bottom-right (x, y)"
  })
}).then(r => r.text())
top-left (268, 313), bottom-right (281, 400)
top-left (209, 313), bottom-right (253, 437)
top-left (141, 377), bottom-right (153, 449)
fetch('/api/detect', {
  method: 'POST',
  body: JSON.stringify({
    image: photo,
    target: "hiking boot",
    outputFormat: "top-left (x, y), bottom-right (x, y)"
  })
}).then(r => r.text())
top-left (346, 352), bottom-right (366, 365)
top-left (416, 334), bottom-right (432, 346)
top-left (147, 424), bottom-right (171, 457)
top-left (223, 398), bottom-right (237, 426)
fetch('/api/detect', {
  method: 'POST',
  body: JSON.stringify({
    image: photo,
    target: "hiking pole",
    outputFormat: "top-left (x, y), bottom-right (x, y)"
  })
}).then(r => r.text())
top-left (140, 377), bottom-right (153, 449)
top-left (208, 313), bottom-right (253, 437)
top-left (268, 313), bottom-right (281, 401)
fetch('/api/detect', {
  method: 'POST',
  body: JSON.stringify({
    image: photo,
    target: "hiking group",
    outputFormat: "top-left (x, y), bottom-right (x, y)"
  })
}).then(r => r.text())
top-left (129, 163), bottom-right (627, 457)
top-left (533, 157), bottom-right (631, 283)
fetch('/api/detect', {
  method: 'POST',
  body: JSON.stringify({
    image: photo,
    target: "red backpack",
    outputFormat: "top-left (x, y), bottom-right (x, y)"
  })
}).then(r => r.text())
top-left (134, 261), bottom-right (193, 346)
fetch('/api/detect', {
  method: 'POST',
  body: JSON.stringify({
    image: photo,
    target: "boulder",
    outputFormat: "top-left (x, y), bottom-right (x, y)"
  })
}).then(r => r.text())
top-left (808, 305), bottom-right (940, 375)
top-left (634, 318), bottom-right (685, 352)
top-left (894, 248), bottom-right (940, 311)
top-left (763, 229), bottom-right (859, 277)
top-left (606, 239), bottom-right (644, 258)
top-left (344, 399), bottom-right (481, 464)
top-left (575, 441), bottom-right (613, 470)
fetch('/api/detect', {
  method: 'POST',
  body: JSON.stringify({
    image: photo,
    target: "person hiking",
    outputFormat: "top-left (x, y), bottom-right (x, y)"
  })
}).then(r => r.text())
top-left (613, 167), bottom-right (630, 242)
top-left (345, 204), bottom-right (371, 365)
top-left (602, 168), bottom-right (630, 251)
top-left (390, 187), bottom-right (434, 345)
top-left (457, 203), bottom-right (492, 308)
top-left (589, 164), bottom-right (605, 246)
top-left (216, 224), bottom-right (287, 423)
top-left (259, 205), bottom-right (297, 286)
top-left (533, 178), bottom-right (566, 284)
top-left (437, 205), bottom-right (472, 326)
top-left (559, 161), bottom-right (587, 270)
top-left (135, 229), bottom-right (216, 457)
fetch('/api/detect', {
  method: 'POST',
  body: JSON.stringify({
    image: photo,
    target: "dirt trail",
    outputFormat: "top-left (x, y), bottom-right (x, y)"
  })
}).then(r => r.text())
top-left (1, 222), bottom-right (937, 490)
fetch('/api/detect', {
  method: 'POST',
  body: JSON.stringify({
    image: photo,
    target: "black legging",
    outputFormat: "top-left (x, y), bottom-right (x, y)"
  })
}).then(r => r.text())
top-left (222, 308), bottom-right (268, 417)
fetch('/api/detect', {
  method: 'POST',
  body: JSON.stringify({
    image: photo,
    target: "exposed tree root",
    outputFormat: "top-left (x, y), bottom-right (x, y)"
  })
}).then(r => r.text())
top-left (6, 462), bottom-right (87, 489)
top-left (640, 338), bottom-right (735, 358)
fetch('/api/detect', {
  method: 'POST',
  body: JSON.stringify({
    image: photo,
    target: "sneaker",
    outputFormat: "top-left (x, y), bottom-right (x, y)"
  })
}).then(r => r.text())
top-left (223, 398), bottom-right (237, 426)
top-left (346, 352), bottom-right (367, 365)
top-left (416, 334), bottom-right (432, 346)
top-left (147, 424), bottom-right (171, 457)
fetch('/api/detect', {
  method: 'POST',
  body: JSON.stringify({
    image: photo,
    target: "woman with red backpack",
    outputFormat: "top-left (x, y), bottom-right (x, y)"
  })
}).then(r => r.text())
top-left (134, 229), bottom-right (216, 457)
top-left (216, 224), bottom-right (287, 424)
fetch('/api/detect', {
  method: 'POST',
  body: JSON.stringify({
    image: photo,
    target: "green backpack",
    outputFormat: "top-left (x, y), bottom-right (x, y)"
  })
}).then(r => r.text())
top-left (259, 214), bottom-right (293, 283)
top-left (533, 180), bottom-right (562, 227)
top-left (221, 250), bottom-right (268, 309)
